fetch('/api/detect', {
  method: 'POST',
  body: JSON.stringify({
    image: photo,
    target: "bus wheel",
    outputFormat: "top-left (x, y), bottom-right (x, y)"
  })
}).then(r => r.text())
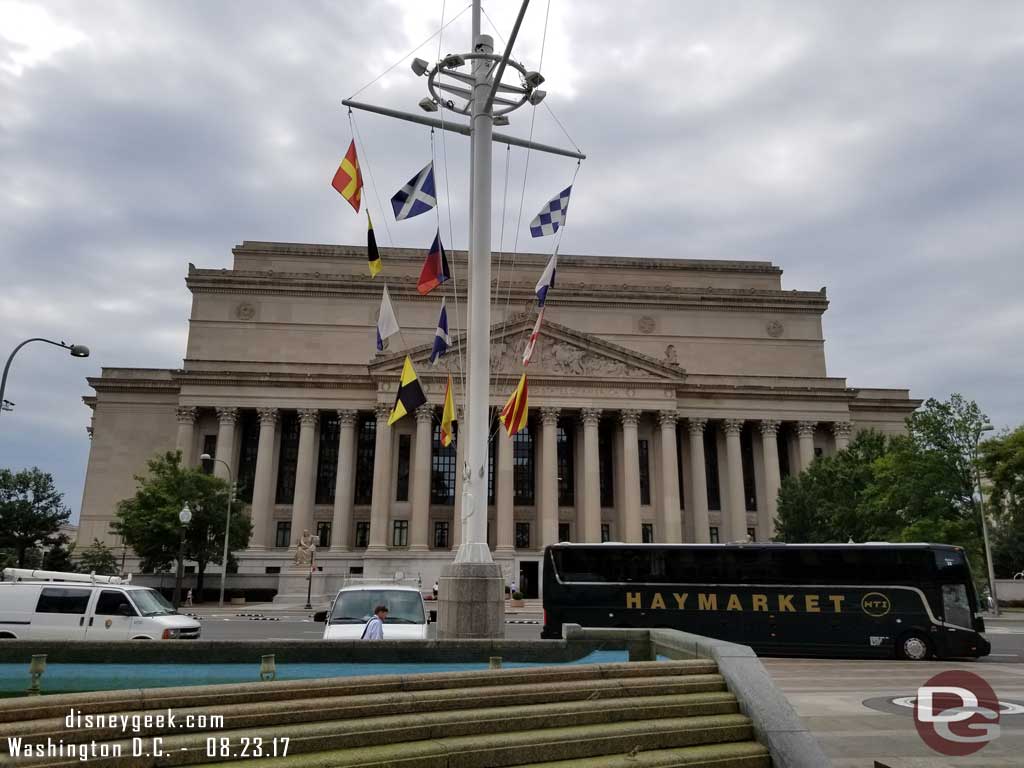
top-left (898, 632), bottom-right (932, 661)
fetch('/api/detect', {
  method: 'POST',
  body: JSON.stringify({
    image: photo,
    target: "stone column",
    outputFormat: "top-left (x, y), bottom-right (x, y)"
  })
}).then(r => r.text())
top-left (496, 427), bottom-right (515, 552)
top-left (797, 421), bottom-right (817, 471)
top-left (213, 407), bottom-right (239, 480)
top-left (451, 407), bottom-right (466, 550)
top-left (580, 408), bottom-right (602, 542)
top-left (539, 407), bottom-right (560, 548)
top-left (410, 405), bottom-right (434, 551)
top-left (723, 419), bottom-right (747, 543)
top-left (289, 409), bottom-right (319, 548)
top-left (658, 410), bottom-right (682, 543)
top-left (687, 418), bottom-right (710, 543)
top-left (331, 410), bottom-right (358, 550)
top-left (620, 410), bottom-right (642, 543)
top-left (832, 421), bottom-right (853, 452)
top-left (175, 407), bottom-right (197, 466)
top-left (759, 420), bottom-right (781, 542)
top-left (367, 404), bottom-right (393, 551)
top-left (249, 408), bottom-right (278, 550)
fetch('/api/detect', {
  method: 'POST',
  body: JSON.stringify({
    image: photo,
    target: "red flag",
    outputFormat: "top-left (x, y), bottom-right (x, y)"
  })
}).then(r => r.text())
top-left (417, 231), bottom-right (451, 295)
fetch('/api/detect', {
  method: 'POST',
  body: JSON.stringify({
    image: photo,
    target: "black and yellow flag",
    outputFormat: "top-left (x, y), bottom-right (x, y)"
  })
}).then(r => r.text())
top-left (388, 356), bottom-right (426, 425)
top-left (367, 211), bottom-right (382, 277)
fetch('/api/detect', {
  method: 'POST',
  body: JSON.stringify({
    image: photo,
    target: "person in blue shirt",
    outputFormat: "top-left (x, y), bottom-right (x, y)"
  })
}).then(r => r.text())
top-left (361, 605), bottom-right (388, 640)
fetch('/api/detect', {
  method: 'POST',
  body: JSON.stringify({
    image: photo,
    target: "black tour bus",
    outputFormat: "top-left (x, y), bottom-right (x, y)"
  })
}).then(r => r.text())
top-left (541, 542), bottom-right (990, 660)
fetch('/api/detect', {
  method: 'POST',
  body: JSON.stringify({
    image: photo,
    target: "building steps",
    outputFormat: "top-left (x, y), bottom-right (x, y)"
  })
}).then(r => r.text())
top-left (1, 661), bottom-right (772, 768)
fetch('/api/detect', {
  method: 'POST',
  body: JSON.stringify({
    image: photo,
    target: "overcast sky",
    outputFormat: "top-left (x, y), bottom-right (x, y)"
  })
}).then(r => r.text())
top-left (2, 1), bottom-right (1022, 522)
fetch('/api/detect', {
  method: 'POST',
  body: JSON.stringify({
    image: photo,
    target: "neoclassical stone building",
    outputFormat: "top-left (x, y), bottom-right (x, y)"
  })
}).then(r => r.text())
top-left (78, 241), bottom-right (919, 598)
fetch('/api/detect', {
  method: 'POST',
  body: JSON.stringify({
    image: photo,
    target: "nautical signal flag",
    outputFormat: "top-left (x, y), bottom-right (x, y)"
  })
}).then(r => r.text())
top-left (331, 140), bottom-right (363, 213)
top-left (376, 285), bottom-right (400, 352)
top-left (430, 298), bottom-right (450, 364)
top-left (367, 212), bottom-right (382, 277)
top-left (418, 232), bottom-right (451, 295)
top-left (391, 162), bottom-right (437, 221)
top-left (440, 373), bottom-right (456, 447)
top-left (388, 356), bottom-right (427, 426)
top-left (535, 250), bottom-right (557, 306)
top-left (499, 373), bottom-right (529, 436)
top-left (522, 308), bottom-right (544, 366)
top-left (530, 186), bottom-right (571, 237)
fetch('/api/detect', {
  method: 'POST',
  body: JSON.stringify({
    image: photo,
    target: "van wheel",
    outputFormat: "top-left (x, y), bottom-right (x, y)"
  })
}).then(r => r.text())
top-left (0, 633), bottom-right (16, 640)
top-left (898, 632), bottom-right (932, 661)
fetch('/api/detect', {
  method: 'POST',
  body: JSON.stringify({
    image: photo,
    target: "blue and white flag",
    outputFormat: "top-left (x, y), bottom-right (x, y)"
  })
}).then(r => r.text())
top-left (535, 250), bottom-right (557, 306)
top-left (391, 162), bottom-right (437, 221)
top-left (529, 186), bottom-right (572, 237)
top-left (376, 285), bottom-right (400, 352)
top-left (430, 298), bottom-right (450, 365)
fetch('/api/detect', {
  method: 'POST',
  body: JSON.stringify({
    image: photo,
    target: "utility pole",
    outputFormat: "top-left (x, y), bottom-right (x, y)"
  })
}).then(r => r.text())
top-left (344, 0), bottom-right (584, 638)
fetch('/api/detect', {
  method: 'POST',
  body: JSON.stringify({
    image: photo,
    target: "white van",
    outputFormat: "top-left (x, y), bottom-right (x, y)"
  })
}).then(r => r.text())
top-left (316, 583), bottom-right (428, 640)
top-left (0, 569), bottom-right (201, 641)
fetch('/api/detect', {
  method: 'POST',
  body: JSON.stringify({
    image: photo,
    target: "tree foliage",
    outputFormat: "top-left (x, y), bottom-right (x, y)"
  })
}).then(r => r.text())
top-left (112, 452), bottom-right (252, 591)
top-left (79, 539), bottom-right (119, 576)
top-left (776, 395), bottom-right (990, 572)
top-left (979, 426), bottom-right (1024, 578)
top-left (0, 467), bottom-right (71, 568)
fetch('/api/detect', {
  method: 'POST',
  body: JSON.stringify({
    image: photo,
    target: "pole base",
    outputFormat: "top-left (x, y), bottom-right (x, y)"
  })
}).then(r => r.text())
top-left (437, 561), bottom-right (504, 639)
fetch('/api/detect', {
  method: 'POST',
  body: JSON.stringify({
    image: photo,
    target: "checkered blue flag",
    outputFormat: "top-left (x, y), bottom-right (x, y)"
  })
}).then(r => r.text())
top-left (529, 186), bottom-right (572, 237)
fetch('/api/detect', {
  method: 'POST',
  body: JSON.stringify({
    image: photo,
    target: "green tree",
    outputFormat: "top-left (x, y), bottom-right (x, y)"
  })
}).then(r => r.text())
top-left (41, 535), bottom-right (77, 572)
top-left (112, 452), bottom-right (252, 595)
top-left (979, 426), bottom-right (1024, 578)
top-left (776, 430), bottom-right (892, 542)
top-left (79, 539), bottom-right (119, 576)
top-left (0, 468), bottom-right (71, 567)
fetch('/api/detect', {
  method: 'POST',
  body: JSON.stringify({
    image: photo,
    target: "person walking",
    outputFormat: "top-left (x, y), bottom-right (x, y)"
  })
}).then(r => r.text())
top-left (432, 581), bottom-right (439, 600)
top-left (360, 605), bottom-right (388, 640)
top-left (185, 589), bottom-right (193, 608)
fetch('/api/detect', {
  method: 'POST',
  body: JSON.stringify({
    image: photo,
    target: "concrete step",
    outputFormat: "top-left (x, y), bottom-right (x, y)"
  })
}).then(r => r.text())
top-left (2, 682), bottom-right (732, 745)
top-left (519, 742), bottom-right (771, 767)
top-left (186, 714), bottom-right (757, 768)
top-left (0, 660), bottom-right (719, 725)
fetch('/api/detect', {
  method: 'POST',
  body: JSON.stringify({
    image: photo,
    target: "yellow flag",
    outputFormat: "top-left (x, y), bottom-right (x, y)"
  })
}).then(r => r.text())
top-left (498, 374), bottom-right (529, 436)
top-left (440, 374), bottom-right (456, 447)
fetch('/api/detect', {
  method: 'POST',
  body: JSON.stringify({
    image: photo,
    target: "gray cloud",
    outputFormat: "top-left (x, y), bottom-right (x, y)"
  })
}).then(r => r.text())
top-left (1, 1), bottom-right (1021, 520)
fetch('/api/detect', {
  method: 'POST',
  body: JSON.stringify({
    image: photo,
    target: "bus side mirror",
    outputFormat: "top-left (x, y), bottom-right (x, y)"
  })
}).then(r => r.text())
top-left (313, 610), bottom-right (327, 623)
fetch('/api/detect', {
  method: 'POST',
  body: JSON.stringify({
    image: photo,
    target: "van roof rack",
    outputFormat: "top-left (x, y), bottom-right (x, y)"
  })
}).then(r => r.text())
top-left (341, 573), bottom-right (422, 589)
top-left (1, 568), bottom-right (131, 585)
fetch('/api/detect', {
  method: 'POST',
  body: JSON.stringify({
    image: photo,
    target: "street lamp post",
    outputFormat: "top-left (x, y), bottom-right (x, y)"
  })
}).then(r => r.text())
top-left (0, 338), bottom-right (89, 420)
top-left (200, 453), bottom-right (235, 609)
top-left (305, 536), bottom-right (320, 611)
top-left (173, 503), bottom-right (192, 609)
top-left (974, 423), bottom-right (998, 616)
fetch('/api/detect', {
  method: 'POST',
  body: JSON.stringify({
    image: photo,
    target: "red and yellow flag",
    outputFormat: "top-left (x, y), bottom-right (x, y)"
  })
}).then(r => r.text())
top-left (440, 374), bottom-right (456, 447)
top-left (499, 373), bottom-right (529, 437)
top-left (331, 140), bottom-right (362, 212)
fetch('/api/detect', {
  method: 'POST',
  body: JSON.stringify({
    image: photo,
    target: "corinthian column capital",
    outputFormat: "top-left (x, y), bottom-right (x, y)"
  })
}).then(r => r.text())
top-left (215, 406), bottom-right (239, 425)
top-left (619, 409), bottom-right (641, 427)
top-left (658, 410), bottom-right (679, 428)
top-left (257, 407), bottom-right (279, 426)
top-left (415, 404), bottom-right (434, 424)
top-left (722, 418), bottom-right (744, 436)
top-left (540, 406), bottom-right (561, 426)
top-left (297, 408), bottom-right (319, 427)
top-left (579, 408), bottom-right (602, 426)
top-left (336, 409), bottom-right (358, 426)
top-left (176, 406), bottom-right (197, 425)
top-left (759, 419), bottom-right (781, 437)
top-left (687, 417), bottom-right (708, 434)
top-left (831, 421), bottom-right (853, 439)
top-left (796, 421), bottom-right (818, 438)
top-left (374, 403), bottom-right (391, 423)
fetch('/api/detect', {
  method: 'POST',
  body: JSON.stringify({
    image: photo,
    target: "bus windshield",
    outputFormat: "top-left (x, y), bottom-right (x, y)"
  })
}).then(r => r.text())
top-left (329, 590), bottom-right (425, 625)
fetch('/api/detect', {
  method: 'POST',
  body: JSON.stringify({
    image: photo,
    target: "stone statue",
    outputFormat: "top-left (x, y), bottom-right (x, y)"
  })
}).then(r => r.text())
top-left (664, 344), bottom-right (679, 365)
top-left (293, 529), bottom-right (316, 566)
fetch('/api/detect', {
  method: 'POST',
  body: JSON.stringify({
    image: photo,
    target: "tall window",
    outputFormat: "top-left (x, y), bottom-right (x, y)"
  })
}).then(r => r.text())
top-left (395, 434), bottom-right (411, 502)
top-left (275, 521), bottom-right (291, 548)
top-left (558, 522), bottom-right (571, 542)
top-left (777, 429), bottom-right (791, 479)
top-left (599, 420), bottom-right (615, 507)
top-left (392, 520), bottom-right (409, 547)
top-left (557, 420), bottom-right (575, 506)
top-left (513, 423), bottom-right (535, 505)
top-left (236, 411), bottom-right (260, 503)
top-left (431, 419), bottom-right (457, 504)
top-left (601, 523), bottom-right (610, 542)
top-left (202, 434), bottom-right (218, 469)
top-left (275, 412), bottom-right (300, 503)
top-left (315, 521), bottom-right (332, 548)
top-left (709, 526), bottom-right (720, 544)
top-left (704, 426), bottom-right (721, 511)
top-left (515, 522), bottom-right (530, 549)
top-left (355, 521), bottom-right (370, 548)
top-left (676, 427), bottom-right (685, 503)
top-left (641, 523), bottom-right (654, 543)
top-left (353, 414), bottom-right (376, 505)
top-left (315, 412), bottom-right (339, 505)
top-left (433, 521), bottom-right (449, 549)
top-left (740, 424), bottom-right (758, 511)
top-left (638, 438), bottom-right (651, 506)
top-left (747, 527), bottom-right (756, 542)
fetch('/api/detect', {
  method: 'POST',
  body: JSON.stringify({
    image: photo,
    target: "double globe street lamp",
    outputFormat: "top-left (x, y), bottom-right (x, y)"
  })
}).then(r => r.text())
top-left (172, 503), bottom-right (193, 609)
top-left (1, 338), bottom-right (89, 417)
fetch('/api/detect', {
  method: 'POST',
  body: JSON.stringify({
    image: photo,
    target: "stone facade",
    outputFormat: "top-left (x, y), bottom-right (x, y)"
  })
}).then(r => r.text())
top-left (78, 241), bottom-right (920, 598)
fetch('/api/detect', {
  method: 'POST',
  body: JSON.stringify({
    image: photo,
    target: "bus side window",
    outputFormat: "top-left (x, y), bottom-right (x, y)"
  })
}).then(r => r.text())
top-left (942, 584), bottom-right (971, 628)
